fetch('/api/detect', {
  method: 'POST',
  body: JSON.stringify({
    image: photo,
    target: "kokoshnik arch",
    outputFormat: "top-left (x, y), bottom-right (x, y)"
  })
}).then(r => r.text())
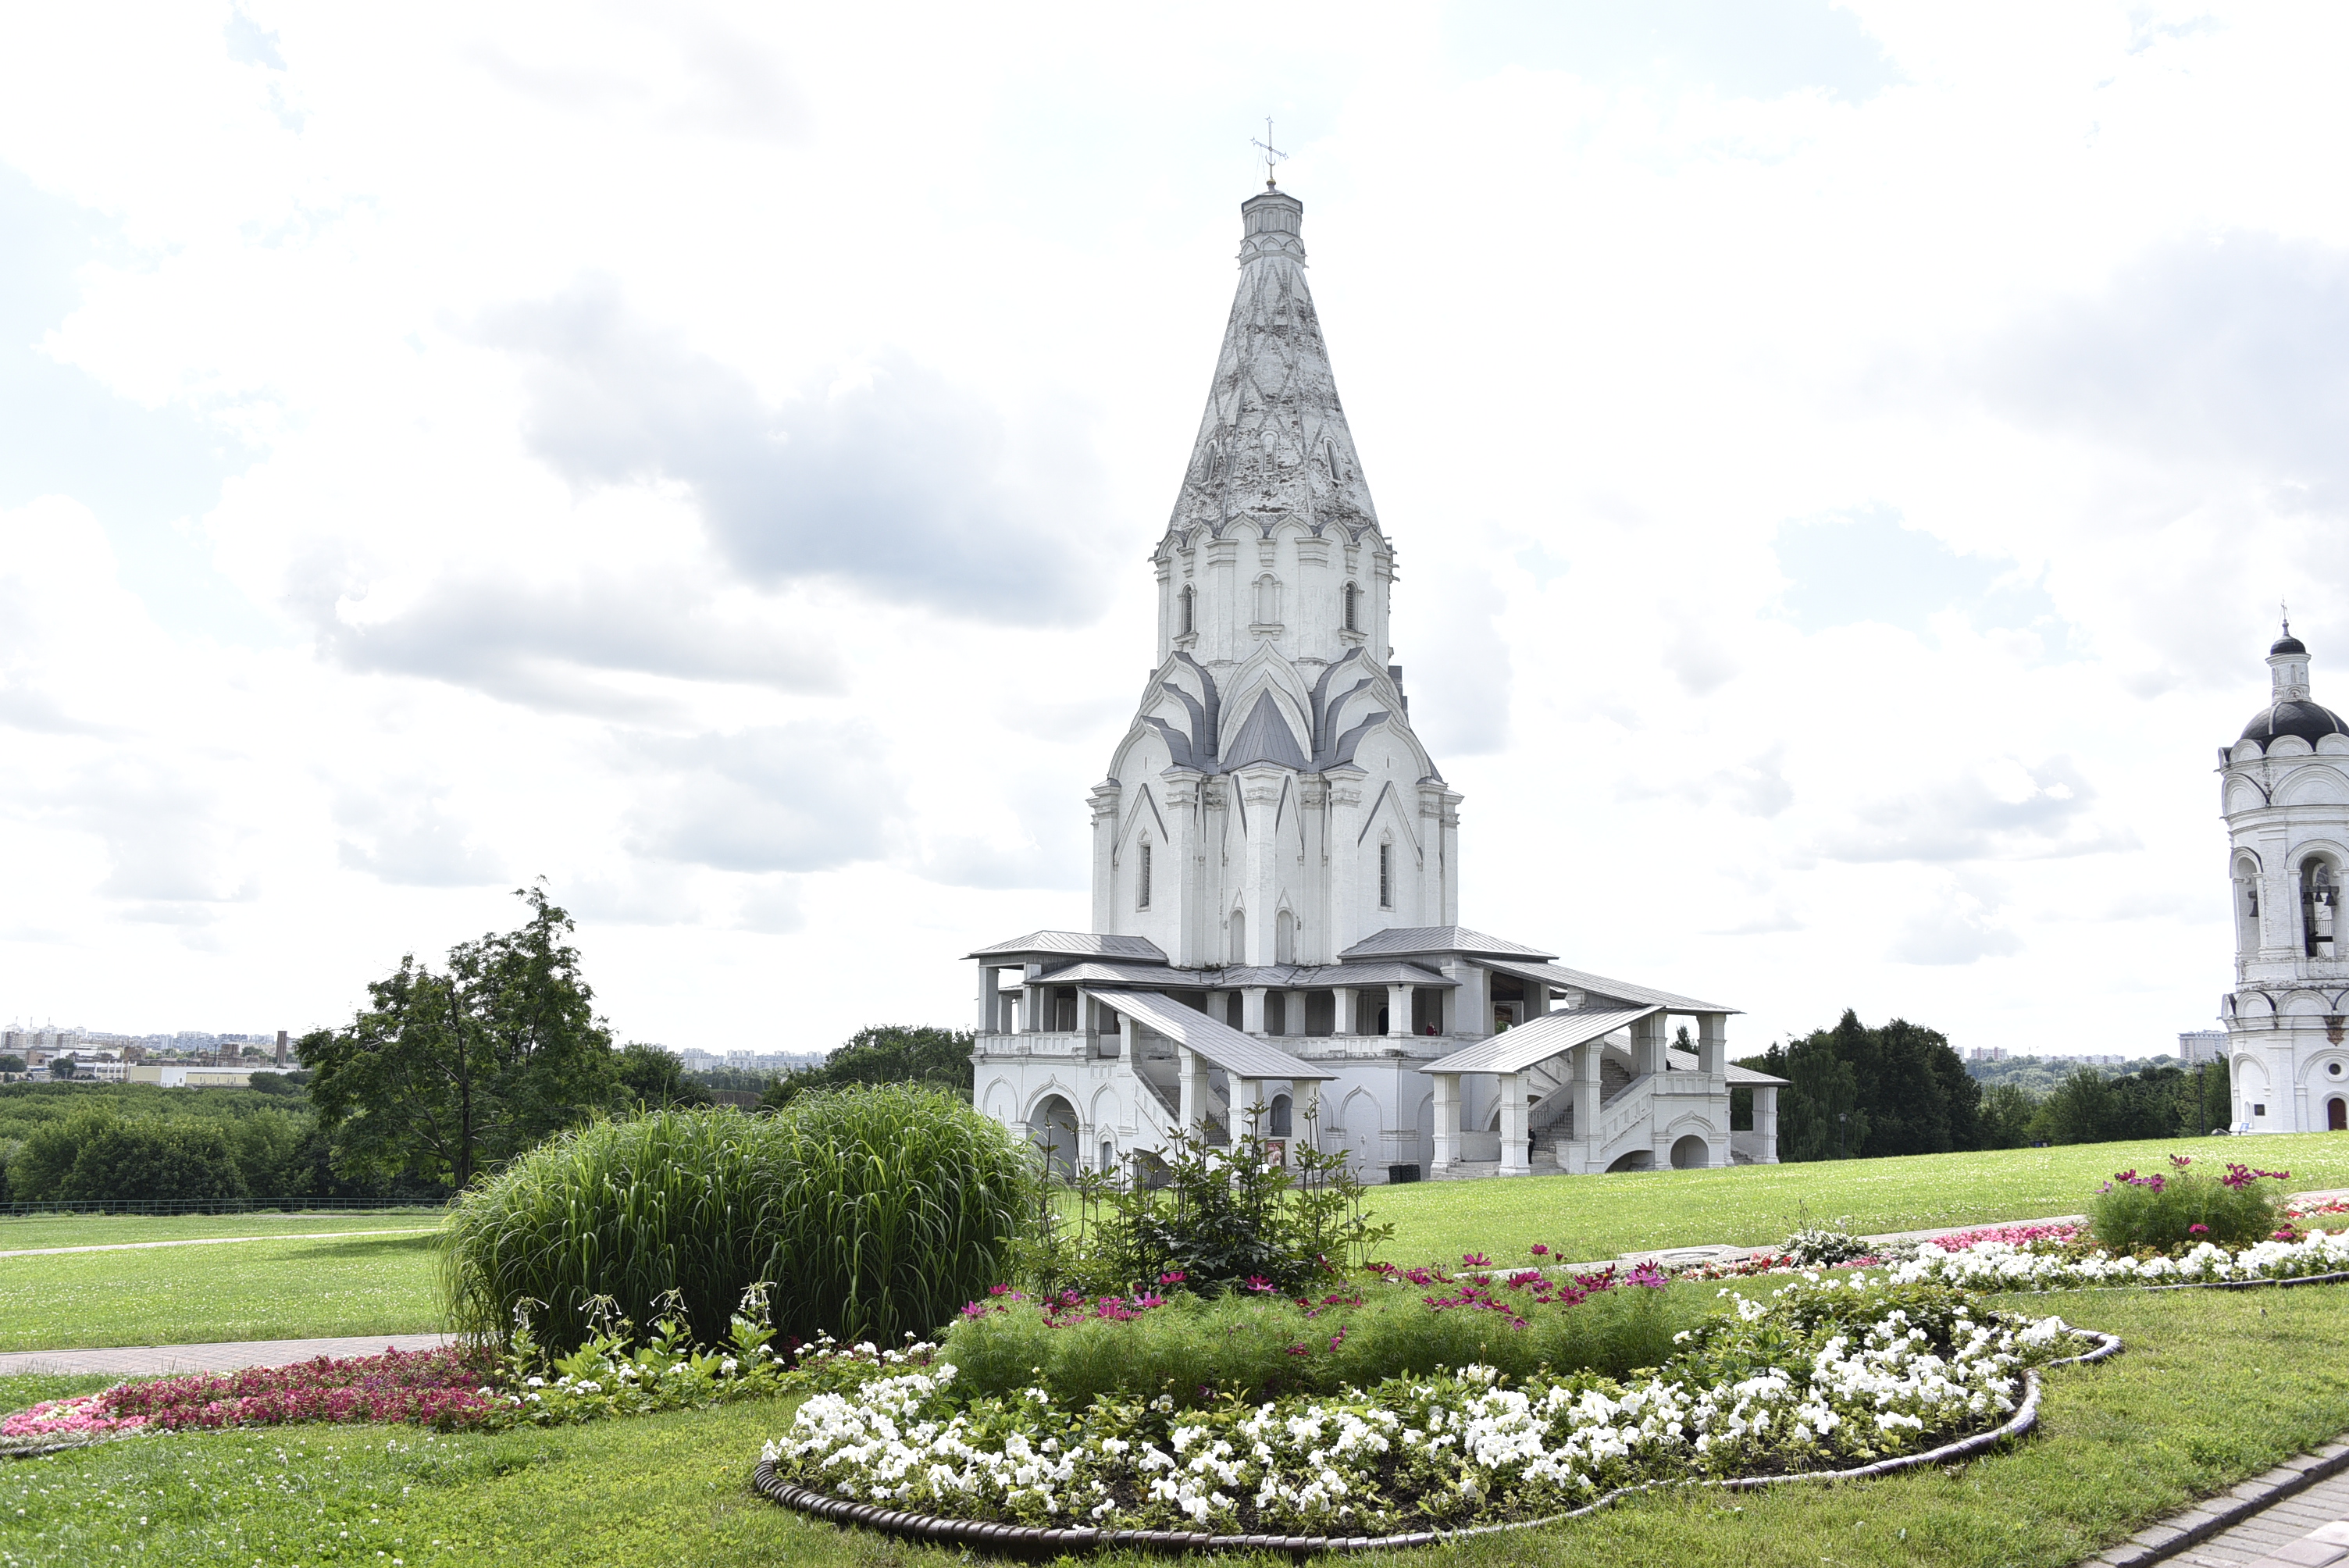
top-left (967, 180), bottom-right (1787, 1182)
top-left (2219, 622), bottom-right (2349, 1135)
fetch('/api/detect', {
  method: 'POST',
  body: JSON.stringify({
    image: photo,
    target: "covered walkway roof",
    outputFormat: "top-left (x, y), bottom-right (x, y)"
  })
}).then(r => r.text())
top-left (1417, 1007), bottom-right (1657, 1077)
top-left (1085, 989), bottom-right (1334, 1082)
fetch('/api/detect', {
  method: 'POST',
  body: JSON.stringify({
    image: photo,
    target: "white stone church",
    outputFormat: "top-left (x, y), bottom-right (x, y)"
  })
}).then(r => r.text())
top-left (966, 182), bottom-right (1785, 1181)
top-left (2219, 624), bottom-right (2349, 1134)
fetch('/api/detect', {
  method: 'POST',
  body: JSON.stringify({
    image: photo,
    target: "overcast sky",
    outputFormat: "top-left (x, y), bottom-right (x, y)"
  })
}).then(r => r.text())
top-left (3, 2), bottom-right (2344, 1059)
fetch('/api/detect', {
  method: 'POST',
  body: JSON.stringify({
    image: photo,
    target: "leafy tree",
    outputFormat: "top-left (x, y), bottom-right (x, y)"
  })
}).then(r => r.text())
top-left (7, 1109), bottom-right (249, 1203)
top-left (761, 1025), bottom-right (975, 1110)
top-left (0, 1056), bottom-right (23, 1075)
top-left (615, 1043), bottom-right (713, 1109)
top-left (305, 883), bottom-right (617, 1190)
top-left (1746, 1010), bottom-right (1982, 1160)
top-left (1977, 1082), bottom-right (2039, 1148)
top-left (2032, 1066), bottom-right (2118, 1144)
top-left (1752, 1032), bottom-right (1866, 1161)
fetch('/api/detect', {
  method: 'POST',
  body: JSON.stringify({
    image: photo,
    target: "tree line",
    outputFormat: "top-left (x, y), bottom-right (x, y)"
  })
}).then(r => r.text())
top-left (4, 885), bottom-right (976, 1204)
top-left (1739, 1009), bottom-right (2236, 1160)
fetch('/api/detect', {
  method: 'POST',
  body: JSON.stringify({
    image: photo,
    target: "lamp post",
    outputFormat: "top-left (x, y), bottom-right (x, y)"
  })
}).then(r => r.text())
top-left (1837, 1110), bottom-right (1848, 1160)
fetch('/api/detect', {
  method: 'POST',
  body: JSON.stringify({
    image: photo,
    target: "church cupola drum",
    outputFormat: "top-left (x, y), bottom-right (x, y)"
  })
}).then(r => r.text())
top-left (965, 183), bottom-right (1776, 1185)
top-left (2217, 621), bottom-right (2349, 1135)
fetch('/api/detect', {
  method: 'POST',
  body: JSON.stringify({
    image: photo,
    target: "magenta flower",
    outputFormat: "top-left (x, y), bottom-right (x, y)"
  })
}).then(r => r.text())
top-left (1528, 1244), bottom-right (1550, 1256)
top-left (2188, 1224), bottom-right (2209, 1235)
top-left (1462, 1252), bottom-right (1492, 1267)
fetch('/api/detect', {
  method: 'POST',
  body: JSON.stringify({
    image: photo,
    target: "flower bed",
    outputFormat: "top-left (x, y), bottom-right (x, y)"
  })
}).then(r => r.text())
top-left (943, 1259), bottom-right (1705, 1408)
top-left (1880, 1227), bottom-right (2349, 1290)
top-left (2, 1345), bottom-right (497, 1445)
top-left (1925, 1222), bottom-right (2082, 1251)
top-left (758, 1278), bottom-right (2100, 1540)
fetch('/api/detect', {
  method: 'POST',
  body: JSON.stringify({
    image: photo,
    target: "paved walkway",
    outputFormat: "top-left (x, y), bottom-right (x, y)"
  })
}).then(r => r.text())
top-left (0, 1333), bottom-right (455, 1378)
top-left (0, 1227), bottom-right (438, 1260)
top-left (2085, 1440), bottom-right (2349, 1568)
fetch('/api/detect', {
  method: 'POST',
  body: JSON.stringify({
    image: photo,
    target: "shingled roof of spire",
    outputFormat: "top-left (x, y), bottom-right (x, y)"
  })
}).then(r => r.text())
top-left (1164, 188), bottom-right (1381, 543)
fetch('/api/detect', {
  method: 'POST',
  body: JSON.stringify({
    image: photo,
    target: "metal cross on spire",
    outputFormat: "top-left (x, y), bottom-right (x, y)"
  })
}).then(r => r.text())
top-left (2283, 598), bottom-right (2293, 637)
top-left (1250, 117), bottom-right (1288, 188)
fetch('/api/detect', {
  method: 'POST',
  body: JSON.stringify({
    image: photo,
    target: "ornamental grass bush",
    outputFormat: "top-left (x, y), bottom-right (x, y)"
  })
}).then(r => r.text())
top-left (444, 1088), bottom-right (1035, 1355)
top-left (2087, 1153), bottom-right (2290, 1253)
top-left (941, 1266), bottom-right (1704, 1409)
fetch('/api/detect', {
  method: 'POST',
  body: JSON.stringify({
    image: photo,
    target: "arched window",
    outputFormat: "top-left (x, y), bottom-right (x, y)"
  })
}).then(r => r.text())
top-left (1275, 908), bottom-right (1296, 964)
top-left (1228, 908), bottom-right (1247, 965)
top-left (1178, 584), bottom-right (1195, 636)
top-left (2305, 857), bottom-right (2337, 957)
top-left (1378, 840), bottom-right (1393, 910)
top-left (1253, 574), bottom-right (1282, 626)
top-left (1342, 581), bottom-right (1358, 633)
top-left (2237, 853), bottom-right (2263, 953)
top-left (1270, 1093), bottom-right (1293, 1138)
top-left (1137, 840), bottom-right (1152, 911)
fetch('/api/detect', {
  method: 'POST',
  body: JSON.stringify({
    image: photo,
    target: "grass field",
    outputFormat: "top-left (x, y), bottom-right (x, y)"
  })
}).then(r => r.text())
top-left (1374, 1130), bottom-right (2349, 1264)
top-left (2, 1134), bottom-right (2346, 1354)
top-left (0, 1211), bottom-right (440, 1253)
top-left (0, 1283), bottom-right (2342, 1566)
top-left (0, 1231), bottom-right (444, 1352)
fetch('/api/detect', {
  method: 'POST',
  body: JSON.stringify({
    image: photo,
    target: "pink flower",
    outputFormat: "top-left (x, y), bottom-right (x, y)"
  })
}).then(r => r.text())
top-left (2188, 1224), bottom-right (2209, 1235)
top-left (1157, 1271), bottom-right (1186, 1285)
top-left (1245, 1275), bottom-right (1275, 1293)
top-left (1461, 1252), bottom-right (1492, 1267)
top-left (1528, 1244), bottom-right (1550, 1256)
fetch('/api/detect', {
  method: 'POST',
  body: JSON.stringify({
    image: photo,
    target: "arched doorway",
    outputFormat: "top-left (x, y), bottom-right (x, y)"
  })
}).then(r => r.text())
top-left (1670, 1134), bottom-right (1710, 1169)
top-left (1606, 1149), bottom-right (1654, 1173)
top-left (2329, 1096), bottom-right (2346, 1132)
top-left (1028, 1095), bottom-right (1078, 1178)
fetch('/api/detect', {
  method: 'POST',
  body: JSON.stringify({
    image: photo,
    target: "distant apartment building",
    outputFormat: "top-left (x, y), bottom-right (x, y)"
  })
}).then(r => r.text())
top-left (2178, 1030), bottom-right (2228, 1065)
top-left (1966, 1046), bottom-right (2009, 1063)
top-left (127, 1064), bottom-right (255, 1089)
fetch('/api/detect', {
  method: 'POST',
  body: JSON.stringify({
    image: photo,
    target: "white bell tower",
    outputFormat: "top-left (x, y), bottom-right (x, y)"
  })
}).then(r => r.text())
top-left (2217, 620), bottom-right (2349, 1133)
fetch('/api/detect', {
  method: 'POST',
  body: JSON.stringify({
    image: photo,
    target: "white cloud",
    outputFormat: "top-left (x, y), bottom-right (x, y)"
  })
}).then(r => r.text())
top-left (1, 0), bottom-right (2344, 1057)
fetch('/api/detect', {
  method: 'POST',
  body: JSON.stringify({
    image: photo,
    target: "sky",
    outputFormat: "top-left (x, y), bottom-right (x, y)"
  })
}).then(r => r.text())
top-left (3, 1), bottom-right (2347, 1059)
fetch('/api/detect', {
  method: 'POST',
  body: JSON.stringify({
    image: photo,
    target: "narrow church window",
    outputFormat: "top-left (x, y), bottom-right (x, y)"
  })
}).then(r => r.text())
top-left (1179, 585), bottom-right (1195, 636)
top-left (1342, 581), bottom-right (1358, 633)
top-left (1138, 841), bottom-right (1152, 910)
top-left (1228, 909), bottom-right (1247, 964)
top-left (2305, 859), bottom-right (2335, 957)
top-left (1275, 908), bottom-right (1296, 964)
top-left (1378, 842), bottom-right (1393, 909)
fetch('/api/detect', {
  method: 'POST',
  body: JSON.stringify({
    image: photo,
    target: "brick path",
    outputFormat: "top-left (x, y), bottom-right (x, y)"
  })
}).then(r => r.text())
top-left (2085, 1441), bottom-right (2349, 1568)
top-left (0, 1333), bottom-right (455, 1378)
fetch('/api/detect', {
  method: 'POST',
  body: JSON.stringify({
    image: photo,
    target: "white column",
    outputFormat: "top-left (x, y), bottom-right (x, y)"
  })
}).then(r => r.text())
top-left (1178, 1046), bottom-right (1212, 1131)
top-left (1498, 1073), bottom-right (1530, 1175)
top-left (1430, 1074), bottom-right (1461, 1174)
top-left (1117, 1013), bottom-right (1139, 1061)
top-left (1242, 986), bottom-right (1268, 1034)
top-left (1634, 1013), bottom-right (1667, 1077)
top-left (1235, 1078), bottom-right (1264, 1140)
top-left (1089, 782), bottom-right (1121, 932)
top-left (1570, 1041), bottom-right (1600, 1173)
top-left (1698, 1014), bottom-right (1727, 1077)
top-left (1334, 985), bottom-right (1359, 1036)
top-left (1387, 984), bottom-right (1410, 1039)
top-left (1527, 982), bottom-right (1552, 1021)
top-left (975, 963), bottom-right (998, 1032)
top-left (1756, 1085), bottom-right (1780, 1164)
top-left (1444, 961), bottom-right (1491, 1038)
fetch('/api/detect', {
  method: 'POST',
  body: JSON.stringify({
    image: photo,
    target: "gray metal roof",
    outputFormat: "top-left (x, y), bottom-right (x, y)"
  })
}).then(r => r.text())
top-left (1027, 960), bottom-right (1452, 990)
top-left (967, 931), bottom-right (1169, 963)
top-left (1021, 960), bottom-right (1212, 988)
top-left (1417, 1007), bottom-right (1657, 1076)
top-left (1337, 925), bottom-right (1559, 962)
top-left (1481, 957), bottom-right (1737, 1015)
top-left (1087, 988), bottom-right (1334, 1081)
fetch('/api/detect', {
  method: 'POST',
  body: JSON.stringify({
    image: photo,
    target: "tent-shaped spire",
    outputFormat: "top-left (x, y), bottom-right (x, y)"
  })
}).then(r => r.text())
top-left (1167, 189), bottom-right (1381, 542)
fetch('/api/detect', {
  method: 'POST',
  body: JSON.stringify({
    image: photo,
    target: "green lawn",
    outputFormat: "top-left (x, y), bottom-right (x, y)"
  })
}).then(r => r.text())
top-left (0, 1231), bottom-right (444, 1352)
top-left (0, 1211), bottom-right (440, 1253)
top-left (0, 1284), bottom-right (2341, 1566)
top-left (1373, 1130), bottom-right (2349, 1265)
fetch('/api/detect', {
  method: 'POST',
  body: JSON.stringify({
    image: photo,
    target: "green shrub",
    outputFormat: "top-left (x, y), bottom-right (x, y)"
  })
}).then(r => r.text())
top-left (941, 1277), bottom-right (1703, 1409)
top-left (444, 1087), bottom-right (1035, 1355)
top-left (6, 1108), bottom-right (251, 1205)
top-left (1022, 1118), bottom-right (1392, 1298)
top-left (2088, 1154), bottom-right (2289, 1252)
